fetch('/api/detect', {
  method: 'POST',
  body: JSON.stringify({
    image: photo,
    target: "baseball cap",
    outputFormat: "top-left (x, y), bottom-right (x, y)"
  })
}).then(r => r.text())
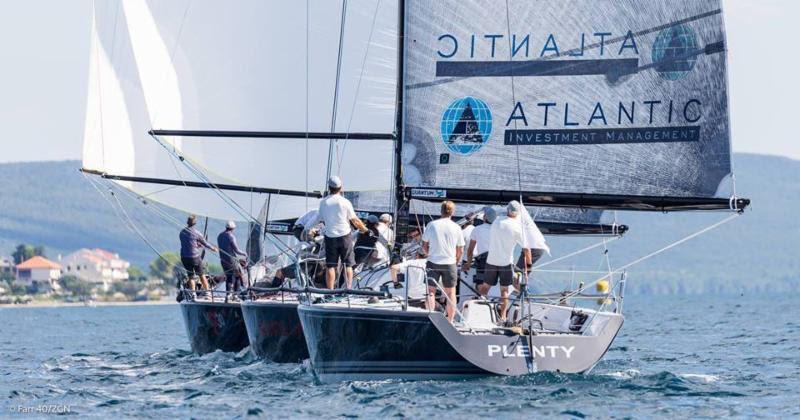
top-left (483, 207), bottom-right (497, 223)
top-left (379, 213), bottom-right (391, 223)
top-left (328, 175), bottom-right (343, 189)
top-left (367, 214), bottom-right (379, 224)
top-left (226, 220), bottom-right (236, 229)
top-left (507, 200), bottom-right (522, 215)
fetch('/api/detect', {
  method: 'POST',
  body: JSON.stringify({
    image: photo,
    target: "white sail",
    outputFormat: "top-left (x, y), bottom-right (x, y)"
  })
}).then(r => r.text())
top-left (83, 0), bottom-right (398, 221)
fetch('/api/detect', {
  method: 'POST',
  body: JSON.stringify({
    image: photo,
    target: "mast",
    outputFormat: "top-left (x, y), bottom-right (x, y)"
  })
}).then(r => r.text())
top-left (392, 0), bottom-right (408, 244)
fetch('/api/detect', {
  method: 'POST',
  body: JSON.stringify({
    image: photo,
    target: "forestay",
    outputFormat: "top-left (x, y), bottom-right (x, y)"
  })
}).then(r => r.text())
top-left (401, 0), bottom-right (745, 211)
top-left (83, 0), bottom-right (398, 220)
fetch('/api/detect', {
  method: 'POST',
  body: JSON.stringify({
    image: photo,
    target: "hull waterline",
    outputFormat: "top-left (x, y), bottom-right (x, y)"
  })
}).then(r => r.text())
top-left (241, 300), bottom-right (309, 363)
top-left (180, 301), bottom-right (249, 354)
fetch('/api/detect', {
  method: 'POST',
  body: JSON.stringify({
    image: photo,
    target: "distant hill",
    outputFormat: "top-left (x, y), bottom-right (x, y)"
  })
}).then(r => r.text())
top-left (0, 160), bottom-right (233, 269)
top-left (0, 154), bottom-right (797, 293)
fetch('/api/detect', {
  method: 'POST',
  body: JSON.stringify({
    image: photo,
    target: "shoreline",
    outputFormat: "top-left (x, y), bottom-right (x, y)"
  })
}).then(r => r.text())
top-left (0, 299), bottom-right (178, 309)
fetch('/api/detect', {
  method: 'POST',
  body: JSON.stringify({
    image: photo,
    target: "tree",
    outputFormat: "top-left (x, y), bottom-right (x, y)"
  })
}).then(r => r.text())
top-left (149, 252), bottom-right (181, 282)
top-left (59, 275), bottom-right (93, 297)
top-left (12, 244), bottom-right (34, 265)
top-left (12, 244), bottom-right (46, 264)
top-left (33, 245), bottom-right (46, 258)
top-left (127, 266), bottom-right (147, 282)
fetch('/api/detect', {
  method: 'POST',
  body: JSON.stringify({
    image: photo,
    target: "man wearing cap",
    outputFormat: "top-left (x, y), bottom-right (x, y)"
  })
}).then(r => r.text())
top-left (309, 176), bottom-right (368, 289)
top-left (461, 207), bottom-right (496, 296)
top-left (422, 200), bottom-right (465, 322)
top-left (376, 213), bottom-right (394, 262)
top-left (485, 201), bottom-right (531, 322)
top-left (217, 221), bottom-right (248, 295)
top-left (179, 215), bottom-right (217, 293)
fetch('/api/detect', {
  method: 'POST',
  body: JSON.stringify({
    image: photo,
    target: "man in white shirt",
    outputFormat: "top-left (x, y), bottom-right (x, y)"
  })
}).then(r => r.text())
top-left (309, 176), bottom-right (368, 289)
top-left (459, 213), bottom-right (475, 263)
top-left (461, 207), bottom-right (496, 296)
top-left (485, 201), bottom-right (531, 321)
top-left (294, 208), bottom-right (320, 240)
top-left (422, 200), bottom-right (465, 322)
top-left (376, 213), bottom-right (394, 261)
top-left (389, 249), bottom-right (428, 301)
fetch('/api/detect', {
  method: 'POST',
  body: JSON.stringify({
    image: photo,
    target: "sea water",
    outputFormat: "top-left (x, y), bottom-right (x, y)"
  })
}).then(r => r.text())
top-left (0, 294), bottom-right (797, 418)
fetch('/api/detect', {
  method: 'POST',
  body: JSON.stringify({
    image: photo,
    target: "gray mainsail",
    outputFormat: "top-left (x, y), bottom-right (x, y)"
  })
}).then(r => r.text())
top-left (400, 0), bottom-right (747, 211)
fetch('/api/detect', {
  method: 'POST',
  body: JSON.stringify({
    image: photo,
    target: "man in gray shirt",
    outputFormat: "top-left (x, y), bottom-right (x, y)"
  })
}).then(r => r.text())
top-left (217, 220), bottom-right (247, 294)
top-left (179, 215), bottom-right (217, 292)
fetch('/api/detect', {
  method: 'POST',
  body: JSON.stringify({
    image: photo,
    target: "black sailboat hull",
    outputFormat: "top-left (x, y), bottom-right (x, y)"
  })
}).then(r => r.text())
top-left (241, 300), bottom-right (309, 363)
top-left (180, 301), bottom-right (249, 354)
top-left (298, 303), bottom-right (624, 382)
top-left (297, 305), bottom-right (489, 381)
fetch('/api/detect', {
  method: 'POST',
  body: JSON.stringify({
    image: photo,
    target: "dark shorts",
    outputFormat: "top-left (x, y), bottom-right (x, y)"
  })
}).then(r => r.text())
top-left (324, 234), bottom-right (355, 268)
top-left (426, 261), bottom-right (458, 288)
top-left (516, 248), bottom-right (545, 270)
top-left (473, 253), bottom-right (488, 284)
top-left (484, 263), bottom-right (514, 287)
top-left (181, 257), bottom-right (203, 278)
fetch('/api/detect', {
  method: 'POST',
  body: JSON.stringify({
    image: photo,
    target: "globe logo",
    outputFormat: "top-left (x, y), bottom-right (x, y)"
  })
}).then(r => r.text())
top-left (440, 96), bottom-right (492, 156)
top-left (652, 24), bottom-right (699, 81)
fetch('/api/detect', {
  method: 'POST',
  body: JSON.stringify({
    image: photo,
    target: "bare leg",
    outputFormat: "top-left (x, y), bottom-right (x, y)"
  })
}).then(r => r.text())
top-left (444, 286), bottom-right (457, 322)
top-left (188, 276), bottom-right (196, 291)
top-left (200, 275), bottom-right (210, 291)
top-left (326, 267), bottom-right (336, 289)
top-left (345, 266), bottom-right (354, 289)
top-left (478, 283), bottom-right (490, 297)
top-left (499, 286), bottom-right (509, 321)
top-left (426, 285), bottom-right (437, 311)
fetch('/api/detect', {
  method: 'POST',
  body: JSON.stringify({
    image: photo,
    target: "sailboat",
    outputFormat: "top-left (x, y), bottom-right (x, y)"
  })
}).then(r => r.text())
top-left (80, 0), bottom-right (405, 356)
top-left (297, 0), bottom-right (750, 381)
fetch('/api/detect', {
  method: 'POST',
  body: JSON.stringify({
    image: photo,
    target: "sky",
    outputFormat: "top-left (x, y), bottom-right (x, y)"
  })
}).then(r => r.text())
top-left (0, 0), bottom-right (797, 163)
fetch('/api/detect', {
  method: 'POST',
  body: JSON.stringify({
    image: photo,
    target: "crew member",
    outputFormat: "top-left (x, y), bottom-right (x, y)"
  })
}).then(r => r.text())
top-left (354, 215), bottom-right (381, 266)
top-left (461, 207), bottom-right (496, 296)
top-left (460, 212), bottom-right (476, 262)
top-left (390, 249), bottom-right (428, 302)
top-left (309, 176), bottom-right (368, 289)
top-left (377, 213), bottom-right (394, 261)
top-left (422, 200), bottom-right (465, 322)
top-left (179, 215), bottom-right (217, 293)
top-left (217, 221), bottom-right (248, 294)
top-left (294, 208), bottom-right (320, 241)
top-left (485, 201), bottom-right (530, 322)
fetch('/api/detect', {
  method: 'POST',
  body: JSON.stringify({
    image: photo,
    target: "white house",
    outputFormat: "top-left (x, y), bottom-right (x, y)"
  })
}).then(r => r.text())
top-left (0, 256), bottom-right (13, 276)
top-left (15, 256), bottom-right (62, 292)
top-left (61, 249), bottom-right (130, 291)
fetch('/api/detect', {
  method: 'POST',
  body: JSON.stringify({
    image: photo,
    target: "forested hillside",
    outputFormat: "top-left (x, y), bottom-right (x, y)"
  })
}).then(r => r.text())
top-left (0, 154), bottom-right (797, 293)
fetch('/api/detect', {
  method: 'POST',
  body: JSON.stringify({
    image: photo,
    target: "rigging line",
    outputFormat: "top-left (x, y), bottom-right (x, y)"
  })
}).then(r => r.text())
top-left (104, 177), bottom-right (248, 264)
top-left (149, 134), bottom-right (295, 259)
top-left (532, 236), bottom-right (621, 271)
top-left (326, 0), bottom-right (348, 181)
top-left (305, 0), bottom-right (310, 211)
top-left (336, 0), bottom-right (383, 171)
top-left (563, 213), bottom-right (740, 300)
top-left (85, 173), bottom-right (182, 272)
top-left (504, 0), bottom-right (523, 198)
top-left (139, 184), bottom-right (180, 199)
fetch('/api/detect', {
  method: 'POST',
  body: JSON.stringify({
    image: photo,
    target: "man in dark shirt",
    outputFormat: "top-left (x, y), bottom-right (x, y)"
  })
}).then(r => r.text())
top-left (217, 221), bottom-right (248, 294)
top-left (179, 215), bottom-right (217, 292)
